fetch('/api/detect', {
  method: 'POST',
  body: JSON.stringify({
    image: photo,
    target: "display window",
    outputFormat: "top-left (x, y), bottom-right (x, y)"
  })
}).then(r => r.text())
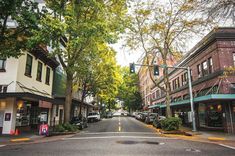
top-left (198, 103), bottom-right (223, 128)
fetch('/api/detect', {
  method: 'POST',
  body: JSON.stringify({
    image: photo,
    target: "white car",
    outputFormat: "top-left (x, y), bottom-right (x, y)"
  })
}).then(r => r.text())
top-left (87, 112), bottom-right (101, 122)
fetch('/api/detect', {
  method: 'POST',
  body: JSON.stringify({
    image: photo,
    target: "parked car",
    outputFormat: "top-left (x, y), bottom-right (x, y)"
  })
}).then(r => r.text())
top-left (139, 112), bottom-right (149, 122)
top-left (70, 116), bottom-right (88, 130)
top-left (87, 112), bottom-right (101, 122)
top-left (135, 112), bottom-right (142, 120)
top-left (152, 115), bottom-right (166, 128)
top-left (145, 113), bottom-right (158, 124)
top-left (105, 111), bottom-right (113, 118)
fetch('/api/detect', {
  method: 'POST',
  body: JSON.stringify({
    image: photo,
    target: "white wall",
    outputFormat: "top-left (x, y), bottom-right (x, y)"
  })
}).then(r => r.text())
top-left (16, 51), bottom-right (54, 97)
top-left (2, 98), bottom-right (17, 134)
top-left (0, 57), bottom-right (19, 92)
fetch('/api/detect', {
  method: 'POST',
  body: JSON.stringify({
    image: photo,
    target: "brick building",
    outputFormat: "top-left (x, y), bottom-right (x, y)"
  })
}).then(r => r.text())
top-left (149, 28), bottom-right (235, 134)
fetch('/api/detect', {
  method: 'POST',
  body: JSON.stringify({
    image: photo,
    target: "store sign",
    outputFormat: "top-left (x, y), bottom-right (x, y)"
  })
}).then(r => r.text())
top-left (4, 113), bottom-right (11, 121)
top-left (40, 112), bottom-right (48, 122)
top-left (39, 100), bottom-right (52, 108)
top-left (39, 123), bottom-right (49, 136)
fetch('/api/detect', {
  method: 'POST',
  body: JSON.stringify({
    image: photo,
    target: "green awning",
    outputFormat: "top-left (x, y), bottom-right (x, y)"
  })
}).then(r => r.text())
top-left (148, 94), bottom-right (235, 109)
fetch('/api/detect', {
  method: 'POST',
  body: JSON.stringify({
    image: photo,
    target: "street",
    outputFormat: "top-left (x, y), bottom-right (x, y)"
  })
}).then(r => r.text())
top-left (0, 116), bottom-right (234, 156)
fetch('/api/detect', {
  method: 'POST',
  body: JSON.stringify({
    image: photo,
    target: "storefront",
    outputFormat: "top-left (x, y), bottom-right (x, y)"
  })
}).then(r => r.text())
top-left (197, 102), bottom-right (224, 130)
top-left (0, 93), bottom-right (53, 134)
top-left (15, 100), bottom-right (51, 132)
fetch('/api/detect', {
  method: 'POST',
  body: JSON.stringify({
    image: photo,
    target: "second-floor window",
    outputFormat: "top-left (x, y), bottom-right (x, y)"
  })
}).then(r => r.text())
top-left (25, 54), bottom-right (33, 77)
top-left (45, 67), bottom-right (50, 85)
top-left (197, 64), bottom-right (202, 78)
top-left (181, 72), bottom-right (188, 86)
top-left (202, 61), bottom-right (208, 76)
top-left (0, 59), bottom-right (6, 71)
top-left (208, 57), bottom-right (213, 74)
top-left (233, 53), bottom-right (235, 66)
top-left (36, 62), bottom-right (43, 81)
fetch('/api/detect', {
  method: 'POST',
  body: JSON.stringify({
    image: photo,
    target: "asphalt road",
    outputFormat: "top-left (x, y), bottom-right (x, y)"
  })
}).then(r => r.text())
top-left (0, 116), bottom-right (235, 156)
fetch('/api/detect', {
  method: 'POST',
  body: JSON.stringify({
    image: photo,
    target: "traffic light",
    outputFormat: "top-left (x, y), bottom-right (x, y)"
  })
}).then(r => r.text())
top-left (130, 63), bottom-right (135, 73)
top-left (153, 65), bottom-right (159, 76)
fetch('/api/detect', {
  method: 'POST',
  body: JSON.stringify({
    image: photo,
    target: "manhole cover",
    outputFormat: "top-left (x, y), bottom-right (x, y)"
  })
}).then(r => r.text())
top-left (185, 148), bottom-right (201, 152)
top-left (116, 141), bottom-right (138, 144)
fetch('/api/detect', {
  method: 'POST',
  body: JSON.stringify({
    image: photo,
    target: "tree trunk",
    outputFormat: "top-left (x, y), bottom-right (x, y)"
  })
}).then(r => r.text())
top-left (64, 73), bottom-right (73, 123)
top-left (163, 58), bottom-right (172, 118)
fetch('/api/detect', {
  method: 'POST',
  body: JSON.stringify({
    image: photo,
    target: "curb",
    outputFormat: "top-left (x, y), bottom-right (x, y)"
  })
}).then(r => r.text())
top-left (10, 138), bottom-right (31, 142)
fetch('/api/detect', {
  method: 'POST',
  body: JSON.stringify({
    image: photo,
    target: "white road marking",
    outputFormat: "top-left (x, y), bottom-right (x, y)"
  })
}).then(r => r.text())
top-left (63, 136), bottom-right (177, 140)
top-left (219, 144), bottom-right (235, 150)
top-left (0, 145), bottom-right (6, 148)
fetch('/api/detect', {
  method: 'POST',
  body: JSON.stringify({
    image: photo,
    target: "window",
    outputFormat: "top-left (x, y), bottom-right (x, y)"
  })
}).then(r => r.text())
top-left (233, 53), bottom-right (235, 66)
top-left (36, 62), bottom-right (43, 81)
top-left (208, 57), bottom-right (213, 74)
top-left (0, 59), bottom-right (6, 71)
top-left (197, 64), bottom-right (202, 78)
top-left (25, 54), bottom-right (33, 77)
top-left (181, 72), bottom-right (188, 86)
top-left (202, 61), bottom-right (208, 76)
top-left (45, 67), bottom-right (50, 85)
top-left (0, 85), bottom-right (7, 93)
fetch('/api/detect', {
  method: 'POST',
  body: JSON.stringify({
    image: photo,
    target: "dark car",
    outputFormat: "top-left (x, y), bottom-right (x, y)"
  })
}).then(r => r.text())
top-left (145, 113), bottom-right (158, 124)
top-left (70, 116), bottom-right (88, 130)
top-left (139, 112), bottom-right (149, 122)
top-left (152, 115), bottom-right (166, 128)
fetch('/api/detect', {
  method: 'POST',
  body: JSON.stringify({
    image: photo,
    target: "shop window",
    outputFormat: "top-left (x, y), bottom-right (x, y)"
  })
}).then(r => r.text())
top-left (45, 67), bottom-right (50, 85)
top-left (208, 57), bottom-right (213, 74)
top-left (36, 61), bottom-right (43, 81)
top-left (0, 59), bottom-right (6, 72)
top-left (25, 54), bottom-right (33, 77)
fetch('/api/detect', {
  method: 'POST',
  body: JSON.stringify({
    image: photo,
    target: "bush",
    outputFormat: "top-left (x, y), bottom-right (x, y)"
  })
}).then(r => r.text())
top-left (160, 117), bottom-right (182, 131)
top-left (54, 124), bottom-right (65, 132)
top-left (62, 123), bottom-right (77, 132)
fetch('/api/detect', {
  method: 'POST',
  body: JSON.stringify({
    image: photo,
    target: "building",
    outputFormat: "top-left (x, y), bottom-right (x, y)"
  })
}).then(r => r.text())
top-left (149, 28), bottom-right (235, 134)
top-left (0, 46), bottom-right (59, 134)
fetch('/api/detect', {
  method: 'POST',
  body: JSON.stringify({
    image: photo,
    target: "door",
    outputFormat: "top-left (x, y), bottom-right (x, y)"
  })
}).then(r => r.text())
top-left (59, 109), bottom-right (63, 124)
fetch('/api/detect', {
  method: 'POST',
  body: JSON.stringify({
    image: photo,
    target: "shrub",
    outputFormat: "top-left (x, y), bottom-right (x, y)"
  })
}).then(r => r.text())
top-left (54, 124), bottom-right (65, 132)
top-left (160, 117), bottom-right (182, 131)
top-left (62, 123), bottom-right (77, 132)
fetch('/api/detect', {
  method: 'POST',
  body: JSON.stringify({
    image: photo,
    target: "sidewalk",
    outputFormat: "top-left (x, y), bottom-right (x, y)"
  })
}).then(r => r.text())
top-left (158, 126), bottom-right (235, 148)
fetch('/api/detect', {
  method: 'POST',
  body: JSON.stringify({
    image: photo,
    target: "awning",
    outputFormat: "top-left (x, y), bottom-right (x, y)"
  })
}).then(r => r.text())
top-left (149, 94), bottom-right (235, 109)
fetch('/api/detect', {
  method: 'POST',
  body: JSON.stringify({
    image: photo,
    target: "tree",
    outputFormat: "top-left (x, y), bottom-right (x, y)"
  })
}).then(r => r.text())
top-left (30, 0), bottom-right (128, 123)
top-left (126, 0), bottom-right (211, 117)
top-left (201, 0), bottom-right (235, 23)
top-left (0, 0), bottom-right (42, 58)
top-left (118, 67), bottom-right (142, 112)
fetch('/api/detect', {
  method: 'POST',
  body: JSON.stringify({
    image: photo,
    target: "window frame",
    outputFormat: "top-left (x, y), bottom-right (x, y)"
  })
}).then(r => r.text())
top-left (0, 59), bottom-right (6, 72)
top-left (45, 67), bottom-right (50, 85)
top-left (202, 60), bottom-right (208, 76)
top-left (233, 52), bottom-right (235, 66)
top-left (36, 61), bottom-right (43, 82)
top-left (197, 64), bottom-right (202, 78)
top-left (208, 57), bottom-right (213, 74)
top-left (25, 54), bottom-right (33, 77)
